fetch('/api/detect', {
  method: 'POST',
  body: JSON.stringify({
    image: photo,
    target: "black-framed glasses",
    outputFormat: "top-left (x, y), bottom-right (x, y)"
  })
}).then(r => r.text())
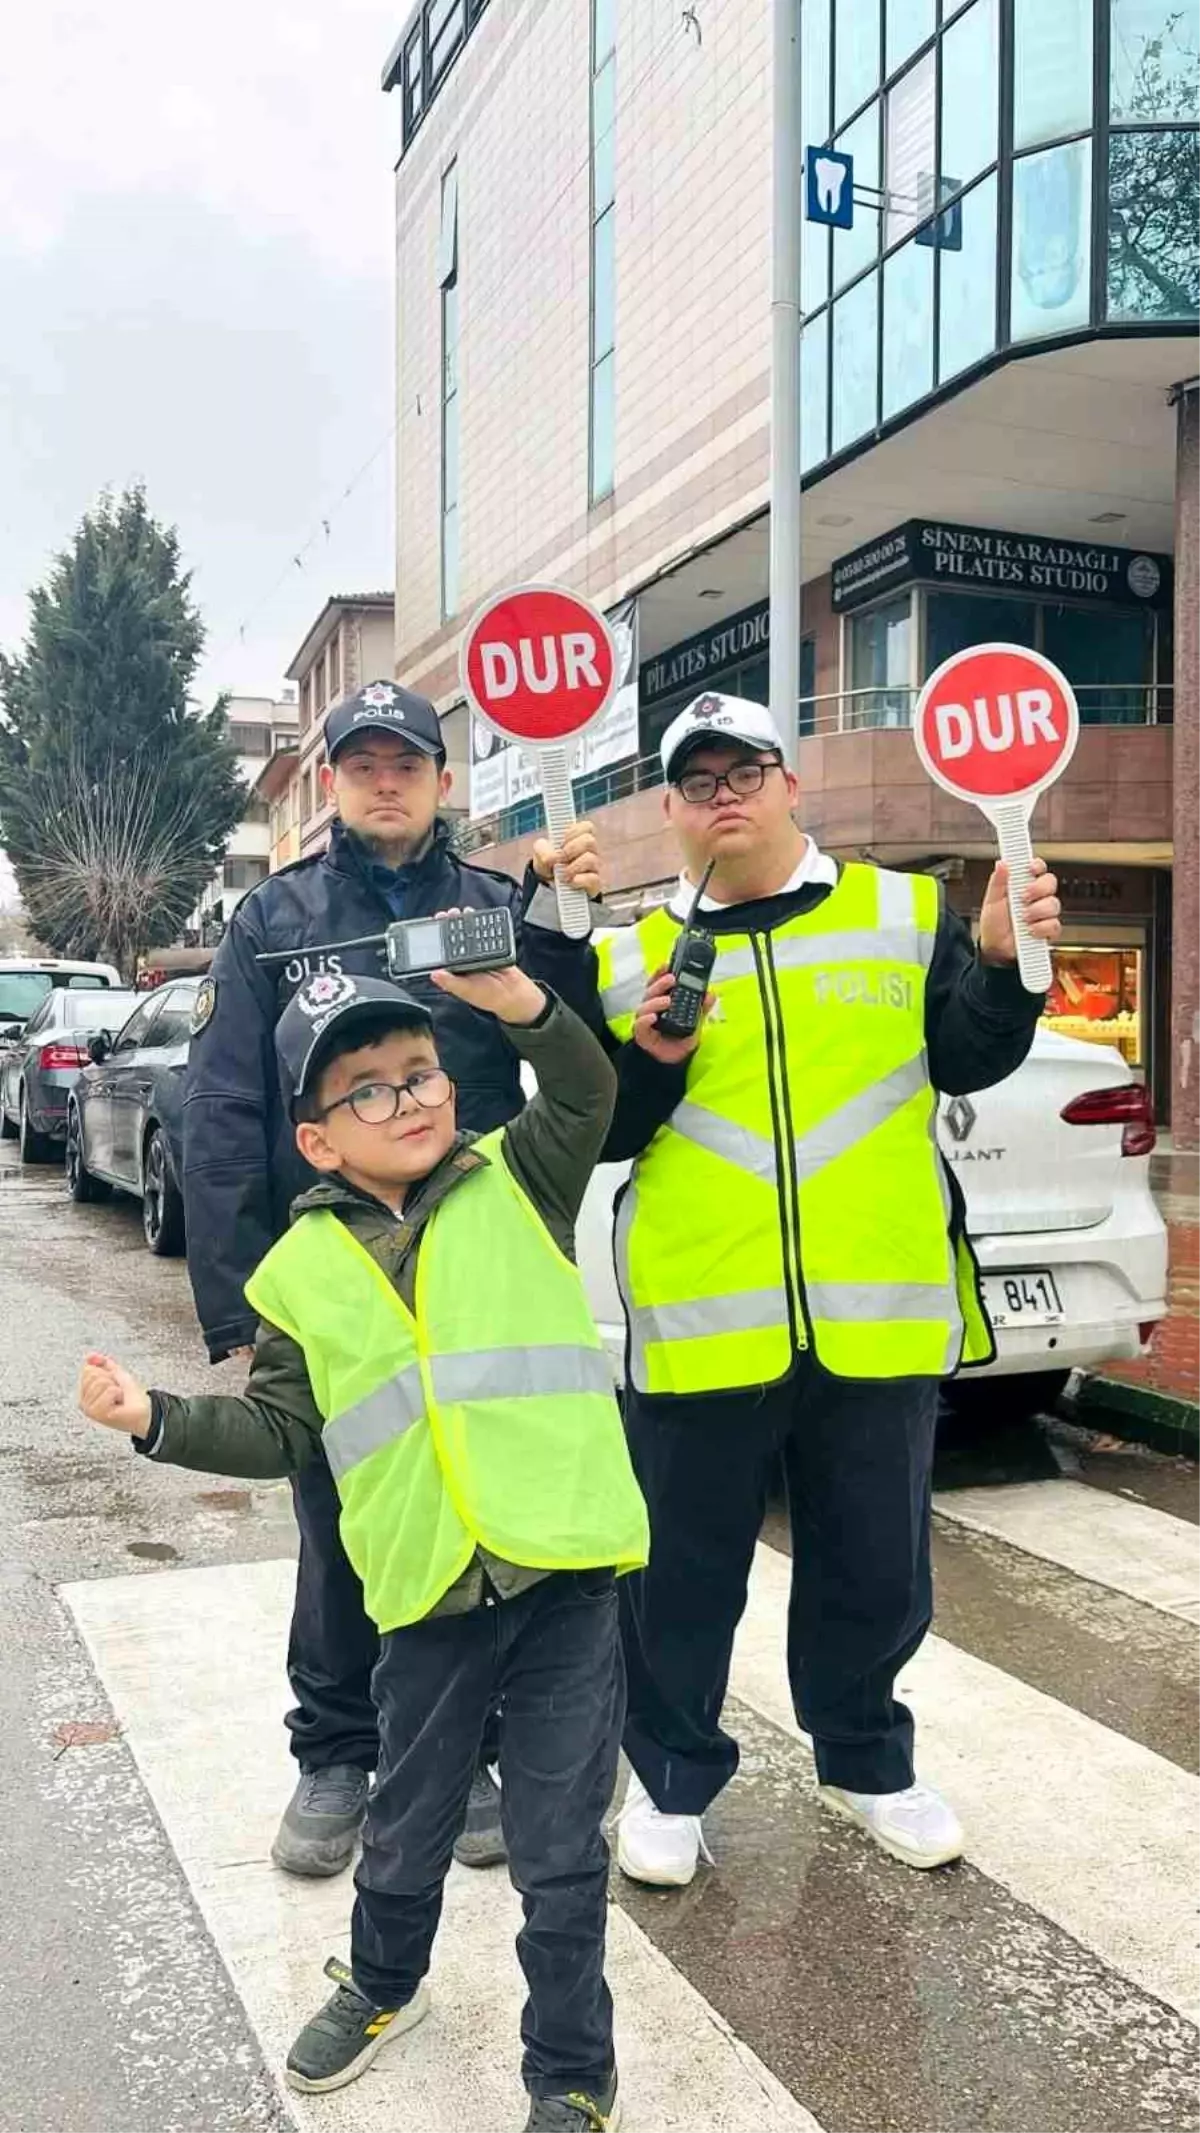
top-left (318, 1068), bottom-right (453, 1126)
top-left (675, 755), bottom-right (784, 805)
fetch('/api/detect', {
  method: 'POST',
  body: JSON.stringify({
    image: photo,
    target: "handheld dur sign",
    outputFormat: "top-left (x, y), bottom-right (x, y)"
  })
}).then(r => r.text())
top-left (460, 583), bottom-right (618, 938)
top-left (912, 642), bottom-right (1079, 994)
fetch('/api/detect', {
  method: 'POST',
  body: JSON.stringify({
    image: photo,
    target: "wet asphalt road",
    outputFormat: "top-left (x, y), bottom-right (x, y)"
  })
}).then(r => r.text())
top-left (0, 1138), bottom-right (295, 2132)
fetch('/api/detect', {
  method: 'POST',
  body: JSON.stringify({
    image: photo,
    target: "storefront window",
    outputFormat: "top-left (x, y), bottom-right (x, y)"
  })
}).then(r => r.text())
top-left (1043, 946), bottom-right (1144, 1067)
top-left (1042, 605), bottom-right (1156, 722)
top-left (831, 271), bottom-right (879, 451)
top-left (940, 0), bottom-right (998, 194)
top-left (849, 594), bottom-right (913, 726)
top-left (1011, 138), bottom-right (1093, 340)
top-left (886, 49), bottom-right (937, 246)
top-left (833, 105), bottom-right (882, 291)
top-left (925, 590), bottom-right (1038, 672)
top-left (1110, 0), bottom-right (1200, 122)
top-left (1013, 0), bottom-right (1094, 150)
top-left (1107, 128), bottom-right (1200, 322)
top-left (835, 0), bottom-right (880, 126)
top-left (938, 172), bottom-right (997, 380)
top-left (882, 236), bottom-right (934, 416)
top-left (800, 308), bottom-right (830, 471)
top-left (803, 0), bottom-right (831, 143)
top-left (887, 0), bottom-right (935, 77)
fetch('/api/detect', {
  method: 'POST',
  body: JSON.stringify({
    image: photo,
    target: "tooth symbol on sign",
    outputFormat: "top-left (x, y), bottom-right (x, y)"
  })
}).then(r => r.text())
top-left (814, 156), bottom-right (848, 216)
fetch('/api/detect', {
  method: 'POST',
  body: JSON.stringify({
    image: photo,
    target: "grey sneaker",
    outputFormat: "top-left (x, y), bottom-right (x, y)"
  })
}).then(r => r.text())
top-left (271, 1765), bottom-right (370, 1878)
top-left (285, 1956), bottom-right (429, 2093)
top-left (452, 1762), bottom-right (508, 1869)
top-left (524, 2071), bottom-right (620, 2131)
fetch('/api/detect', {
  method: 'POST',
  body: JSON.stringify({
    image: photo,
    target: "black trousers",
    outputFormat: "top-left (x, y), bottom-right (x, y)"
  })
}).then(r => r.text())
top-left (285, 1455), bottom-right (501, 1775)
top-left (620, 1356), bottom-right (938, 1813)
top-left (351, 1571), bottom-right (623, 2099)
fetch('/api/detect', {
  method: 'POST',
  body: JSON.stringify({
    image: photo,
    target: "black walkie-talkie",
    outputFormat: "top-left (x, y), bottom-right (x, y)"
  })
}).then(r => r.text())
top-left (656, 861), bottom-right (717, 1040)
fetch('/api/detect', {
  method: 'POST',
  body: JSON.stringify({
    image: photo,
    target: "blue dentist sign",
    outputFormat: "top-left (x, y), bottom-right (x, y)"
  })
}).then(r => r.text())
top-left (805, 146), bottom-right (854, 229)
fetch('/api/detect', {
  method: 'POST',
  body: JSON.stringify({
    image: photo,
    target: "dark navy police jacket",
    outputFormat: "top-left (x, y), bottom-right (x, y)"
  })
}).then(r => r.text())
top-left (183, 817), bottom-right (579, 1360)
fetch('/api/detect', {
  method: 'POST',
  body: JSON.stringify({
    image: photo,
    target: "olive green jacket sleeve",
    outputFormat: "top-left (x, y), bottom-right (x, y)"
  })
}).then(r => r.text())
top-left (146, 1320), bottom-right (324, 1480)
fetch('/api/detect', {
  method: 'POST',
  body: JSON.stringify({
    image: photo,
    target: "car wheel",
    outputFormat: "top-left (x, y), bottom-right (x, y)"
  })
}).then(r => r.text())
top-left (66, 1107), bottom-right (110, 1204)
top-left (939, 1369), bottom-right (1072, 1436)
top-left (142, 1127), bottom-right (185, 1256)
top-left (18, 1087), bottom-right (56, 1164)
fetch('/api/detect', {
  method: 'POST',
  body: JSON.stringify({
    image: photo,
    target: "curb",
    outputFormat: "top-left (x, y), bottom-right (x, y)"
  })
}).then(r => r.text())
top-left (1069, 1373), bottom-right (1199, 1459)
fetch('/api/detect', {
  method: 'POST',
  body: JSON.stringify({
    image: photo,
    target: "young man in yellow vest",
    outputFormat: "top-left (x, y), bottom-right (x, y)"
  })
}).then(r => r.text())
top-left (78, 963), bottom-right (648, 2133)
top-left (589, 693), bottom-right (1062, 1884)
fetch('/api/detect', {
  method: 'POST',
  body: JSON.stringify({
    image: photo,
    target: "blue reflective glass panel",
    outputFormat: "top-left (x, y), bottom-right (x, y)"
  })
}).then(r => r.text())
top-left (1110, 1), bottom-right (1200, 121)
top-left (1107, 128), bottom-right (1200, 320)
top-left (831, 270), bottom-right (879, 451)
top-left (940, 0), bottom-right (998, 194)
top-left (800, 308), bottom-right (830, 471)
top-left (882, 237), bottom-right (933, 416)
top-left (1011, 139), bottom-right (1093, 340)
top-left (1013, 0), bottom-right (1093, 150)
top-left (833, 103), bottom-right (881, 290)
top-left (938, 171), bottom-right (997, 379)
top-left (835, 0), bottom-right (881, 125)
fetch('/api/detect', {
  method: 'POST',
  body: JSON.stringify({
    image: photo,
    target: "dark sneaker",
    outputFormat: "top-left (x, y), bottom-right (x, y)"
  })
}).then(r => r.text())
top-left (452, 1762), bottom-right (508, 1869)
top-left (285, 1957), bottom-right (430, 2093)
top-left (271, 1765), bottom-right (370, 1878)
top-left (524, 2071), bottom-right (620, 2131)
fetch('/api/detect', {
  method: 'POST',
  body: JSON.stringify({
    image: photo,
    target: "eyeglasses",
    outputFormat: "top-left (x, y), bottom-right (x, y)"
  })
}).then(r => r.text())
top-left (674, 755), bottom-right (784, 806)
top-left (317, 1069), bottom-right (453, 1125)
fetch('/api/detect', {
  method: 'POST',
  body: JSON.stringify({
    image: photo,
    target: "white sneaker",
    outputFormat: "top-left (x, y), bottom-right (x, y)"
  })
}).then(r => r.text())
top-left (615, 1771), bottom-right (713, 1888)
top-left (818, 1780), bottom-right (965, 1869)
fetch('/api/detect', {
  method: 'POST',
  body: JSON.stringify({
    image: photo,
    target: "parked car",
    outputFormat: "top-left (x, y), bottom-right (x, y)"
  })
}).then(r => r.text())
top-left (0, 957), bottom-right (125, 1062)
top-left (1, 986), bottom-right (139, 1161)
top-left (561, 1008), bottom-right (1168, 1428)
top-left (65, 979), bottom-right (200, 1254)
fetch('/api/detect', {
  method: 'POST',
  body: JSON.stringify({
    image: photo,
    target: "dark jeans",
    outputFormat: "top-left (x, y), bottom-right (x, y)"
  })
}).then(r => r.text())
top-left (621, 1356), bottom-right (938, 1813)
top-left (285, 1454), bottom-right (500, 1774)
top-left (351, 1570), bottom-right (623, 2099)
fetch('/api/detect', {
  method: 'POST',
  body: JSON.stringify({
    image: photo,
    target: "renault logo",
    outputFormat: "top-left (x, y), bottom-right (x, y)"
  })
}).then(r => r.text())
top-left (944, 1095), bottom-right (976, 1143)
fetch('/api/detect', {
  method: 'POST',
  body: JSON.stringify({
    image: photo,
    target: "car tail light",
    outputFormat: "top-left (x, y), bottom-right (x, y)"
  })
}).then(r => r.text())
top-left (1061, 1083), bottom-right (1156, 1158)
top-left (39, 1042), bottom-right (89, 1071)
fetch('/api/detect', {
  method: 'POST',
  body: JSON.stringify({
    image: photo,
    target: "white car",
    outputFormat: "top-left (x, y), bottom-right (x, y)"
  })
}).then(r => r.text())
top-left (557, 1025), bottom-right (1167, 1426)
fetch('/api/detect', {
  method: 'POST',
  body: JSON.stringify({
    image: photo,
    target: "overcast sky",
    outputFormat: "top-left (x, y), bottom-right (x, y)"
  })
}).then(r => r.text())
top-left (0, 0), bottom-right (405, 709)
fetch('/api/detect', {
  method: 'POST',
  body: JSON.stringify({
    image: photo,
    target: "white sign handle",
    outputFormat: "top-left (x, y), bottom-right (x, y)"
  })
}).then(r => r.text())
top-left (536, 745), bottom-right (591, 940)
top-left (989, 798), bottom-right (1052, 996)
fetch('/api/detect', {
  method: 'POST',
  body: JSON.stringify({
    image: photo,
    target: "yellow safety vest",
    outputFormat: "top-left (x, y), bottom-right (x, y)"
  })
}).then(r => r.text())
top-left (596, 863), bottom-right (993, 1394)
top-left (246, 1134), bottom-right (650, 1631)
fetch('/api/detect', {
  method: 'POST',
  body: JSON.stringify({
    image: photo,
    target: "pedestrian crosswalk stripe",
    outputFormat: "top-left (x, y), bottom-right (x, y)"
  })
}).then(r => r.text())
top-left (933, 1478), bottom-right (1199, 1622)
top-left (730, 1541), bottom-right (1200, 2023)
top-left (65, 1559), bottom-right (822, 2133)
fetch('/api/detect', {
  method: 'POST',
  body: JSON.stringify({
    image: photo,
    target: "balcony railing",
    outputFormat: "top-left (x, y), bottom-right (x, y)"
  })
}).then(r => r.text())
top-left (459, 681), bottom-right (1171, 854)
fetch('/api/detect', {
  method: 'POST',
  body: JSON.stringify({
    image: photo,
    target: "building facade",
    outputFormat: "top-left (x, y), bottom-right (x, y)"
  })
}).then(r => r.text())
top-left (189, 694), bottom-right (299, 945)
top-left (382, 0), bottom-right (1198, 1140)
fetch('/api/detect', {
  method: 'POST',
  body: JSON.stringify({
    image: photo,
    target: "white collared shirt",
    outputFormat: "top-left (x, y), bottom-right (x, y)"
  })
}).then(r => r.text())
top-left (669, 837), bottom-right (837, 919)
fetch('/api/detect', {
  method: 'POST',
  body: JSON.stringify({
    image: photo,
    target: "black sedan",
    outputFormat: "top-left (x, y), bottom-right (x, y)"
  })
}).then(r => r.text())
top-left (66, 979), bottom-right (200, 1255)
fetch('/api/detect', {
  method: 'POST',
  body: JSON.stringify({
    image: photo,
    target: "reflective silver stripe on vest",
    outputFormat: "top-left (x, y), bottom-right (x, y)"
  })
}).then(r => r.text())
top-left (431, 1345), bottom-right (615, 1404)
top-left (793, 1052), bottom-right (929, 1179)
top-left (628, 1285), bottom-right (789, 1350)
top-left (599, 927), bottom-right (650, 1021)
top-left (806, 1279), bottom-right (960, 1325)
top-left (669, 1101), bottom-right (777, 1182)
top-left (712, 941), bottom-right (758, 983)
top-left (324, 1362), bottom-right (426, 1482)
top-left (771, 926), bottom-right (923, 973)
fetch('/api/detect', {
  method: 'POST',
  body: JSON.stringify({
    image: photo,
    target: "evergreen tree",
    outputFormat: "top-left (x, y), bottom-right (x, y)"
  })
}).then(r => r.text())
top-left (0, 488), bottom-right (245, 977)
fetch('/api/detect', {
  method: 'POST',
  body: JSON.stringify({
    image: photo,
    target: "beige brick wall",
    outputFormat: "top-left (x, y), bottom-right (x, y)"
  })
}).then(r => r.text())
top-left (393, 0), bottom-right (771, 701)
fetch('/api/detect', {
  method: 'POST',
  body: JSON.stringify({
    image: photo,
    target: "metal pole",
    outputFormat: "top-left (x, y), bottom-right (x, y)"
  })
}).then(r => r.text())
top-left (769, 0), bottom-right (804, 764)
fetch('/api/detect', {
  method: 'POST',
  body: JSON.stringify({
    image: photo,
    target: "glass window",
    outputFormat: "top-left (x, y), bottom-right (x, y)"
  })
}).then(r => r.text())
top-left (114, 1001), bottom-right (157, 1054)
top-left (591, 349), bottom-right (615, 499)
top-left (849, 594), bottom-right (913, 727)
top-left (1043, 946), bottom-right (1144, 1067)
top-left (442, 389), bottom-right (459, 510)
top-left (592, 209), bottom-right (615, 359)
top-left (885, 50), bottom-right (936, 245)
top-left (1011, 138), bottom-right (1092, 340)
top-left (882, 236), bottom-right (934, 416)
top-left (593, 55), bottom-right (615, 216)
top-left (925, 591), bottom-right (1038, 672)
top-left (593, 0), bottom-right (616, 64)
top-left (831, 270), bottom-right (879, 452)
top-left (1042, 604), bottom-right (1155, 722)
top-left (803, 0), bottom-right (831, 146)
top-left (887, 0), bottom-right (935, 77)
top-left (150, 987), bottom-right (202, 1049)
top-left (1013, 0), bottom-right (1093, 150)
top-left (938, 171), bottom-right (997, 379)
top-left (940, 0), bottom-right (998, 194)
top-left (835, 0), bottom-right (880, 125)
top-left (0, 972), bottom-right (52, 1021)
top-left (442, 281), bottom-right (458, 397)
top-left (833, 103), bottom-right (881, 290)
top-left (442, 505), bottom-right (460, 617)
top-left (800, 307), bottom-right (829, 471)
top-left (803, 213), bottom-right (830, 308)
top-left (1107, 128), bottom-right (1200, 321)
top-left (1110, 1), bottom-right (1200, 121)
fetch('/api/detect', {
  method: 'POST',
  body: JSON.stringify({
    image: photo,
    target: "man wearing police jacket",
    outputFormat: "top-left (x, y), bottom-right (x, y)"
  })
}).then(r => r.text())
top-left (182, 681), bottom-right (600, 1879)
top-left (581, 692), bottom-right (1062, 1886)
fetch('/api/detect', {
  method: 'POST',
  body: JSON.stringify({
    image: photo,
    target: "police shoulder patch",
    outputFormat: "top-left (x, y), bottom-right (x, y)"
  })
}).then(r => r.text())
top-left (190, 977), bottom-right (218, 1036)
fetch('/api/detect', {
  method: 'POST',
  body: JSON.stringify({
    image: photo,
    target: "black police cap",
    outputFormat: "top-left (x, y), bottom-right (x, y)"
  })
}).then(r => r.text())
top-left (325, 682), bottom-right (445, 762)
top-left (277, 972), bottom-right (433, 1109)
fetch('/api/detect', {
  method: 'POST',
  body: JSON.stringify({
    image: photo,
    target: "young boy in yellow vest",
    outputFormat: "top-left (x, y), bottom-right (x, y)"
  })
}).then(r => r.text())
top-left (78, 962), bottom-right (648, 2133)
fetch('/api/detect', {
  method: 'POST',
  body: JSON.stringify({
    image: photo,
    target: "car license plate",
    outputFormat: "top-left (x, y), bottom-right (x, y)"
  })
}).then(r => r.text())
top-left (982, 1270), bottom-right (1064, 1327)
